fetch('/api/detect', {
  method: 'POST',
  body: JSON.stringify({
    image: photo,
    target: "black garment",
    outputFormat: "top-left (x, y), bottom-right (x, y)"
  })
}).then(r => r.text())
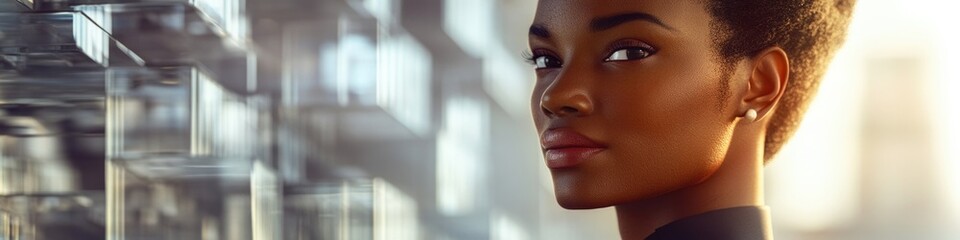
top-left (646, 206), bottom-right (773, 240)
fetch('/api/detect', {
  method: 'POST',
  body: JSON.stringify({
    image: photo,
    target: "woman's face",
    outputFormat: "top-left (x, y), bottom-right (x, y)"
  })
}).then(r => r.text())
top-left (530, 0), bottom-right (742, 208)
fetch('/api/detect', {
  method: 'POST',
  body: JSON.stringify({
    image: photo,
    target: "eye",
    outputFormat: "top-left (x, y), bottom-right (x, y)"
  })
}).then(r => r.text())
top-left (523, 50), bottom-right (563, 69)
top-left (533, 55), bottom-right (563, 69)
top-left (605, 47), bottom-right (653, 62)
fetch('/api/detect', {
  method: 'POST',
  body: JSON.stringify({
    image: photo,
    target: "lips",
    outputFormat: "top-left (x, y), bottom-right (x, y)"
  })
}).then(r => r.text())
top-left (541, 128), bottom-right (606, 169)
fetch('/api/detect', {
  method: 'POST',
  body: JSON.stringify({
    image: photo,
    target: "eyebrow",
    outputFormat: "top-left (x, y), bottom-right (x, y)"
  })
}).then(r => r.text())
top-left (529, 24), bottom-right (550, 39)
top-left (590, 12), bottom-right (675, 32)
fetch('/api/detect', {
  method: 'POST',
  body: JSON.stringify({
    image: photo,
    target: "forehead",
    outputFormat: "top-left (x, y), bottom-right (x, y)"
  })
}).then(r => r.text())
top-left (532, 0), bottom-right (711, 38)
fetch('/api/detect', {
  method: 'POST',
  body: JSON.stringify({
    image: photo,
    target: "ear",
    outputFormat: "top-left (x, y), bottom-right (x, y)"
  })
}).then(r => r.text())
top-left (740, 47), bottom-right (789, 122)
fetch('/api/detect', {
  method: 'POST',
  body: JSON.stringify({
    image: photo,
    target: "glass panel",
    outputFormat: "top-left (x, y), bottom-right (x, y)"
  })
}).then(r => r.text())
top-left (436, 96), bottom-right (489, 216)
top-left (345, 0), bottom-right (399, 26)
top-left (483, 44), bottom-right (533, 118)
top-left (0, 134), bottom-right (78, 195)
top-left (106, 159), bottom-right (278, 240)
top-left (10, 0), bottom-right (120, 11)
top-left (0, 10), bottom-right (116, 240)
top-left (280, 16), bottom-right (381, 108)
top-left (281, 16), bottom-right (432, 139)
top-left (82, 2), bottom-right (248, 67)
top-left (9, 0), bottom-right (248, 43)
top-left (491, 211), bottom-right (532, 240)
top-left (0, 12), bottom-right (132, 69)
top-left (192, 0), bottom-right (248, 40)
top-left (0, 192), bottom-right (105, 240)
top-left (105, 66), bottom-right (272, 240)
top-left (281, 19), bottom-right (339, 107)
top-left (0, 1), bottom-right (28, 12)
top-left (0, 0), bottom-right (556, 239)
top-left (105, 67), bottom-right (257, 159)
top-left (442, 0), bottom-right (494, 57)
top-left (276, 110), bottom-right (338, 184)
top-left (374, 27), bottom-right (432, 136)
top-left (283, 178), bottom-right (418, 240)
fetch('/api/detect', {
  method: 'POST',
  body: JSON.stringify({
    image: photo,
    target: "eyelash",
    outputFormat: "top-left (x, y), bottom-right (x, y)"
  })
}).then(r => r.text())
top-left (521, 49), bottom-right (552, 65)
top-left (521, 40), bottom-right (657, 67)
top-left (606, 40), bottom-right (657, 59)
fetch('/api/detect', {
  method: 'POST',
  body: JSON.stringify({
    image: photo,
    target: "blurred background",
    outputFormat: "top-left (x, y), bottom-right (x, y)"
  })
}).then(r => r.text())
top-left (0, 0), bottom-right (957, 239)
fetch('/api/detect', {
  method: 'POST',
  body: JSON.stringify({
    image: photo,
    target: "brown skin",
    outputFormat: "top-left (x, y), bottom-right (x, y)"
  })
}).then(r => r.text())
top-left (528, 0), bottom-right (789, 239)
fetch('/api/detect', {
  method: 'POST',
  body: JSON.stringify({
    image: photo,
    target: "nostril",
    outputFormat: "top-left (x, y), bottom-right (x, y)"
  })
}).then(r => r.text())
top-left (541, 104), bottom-right (580, 117)
top-left (558, 106), bottom-right (579, 114)
top-left (540, 105), bottom-right (554, 116)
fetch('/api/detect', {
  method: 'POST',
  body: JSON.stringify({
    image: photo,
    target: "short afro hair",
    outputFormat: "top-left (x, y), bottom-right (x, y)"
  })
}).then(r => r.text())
top-left (705, 0), bottom-right (856, 161)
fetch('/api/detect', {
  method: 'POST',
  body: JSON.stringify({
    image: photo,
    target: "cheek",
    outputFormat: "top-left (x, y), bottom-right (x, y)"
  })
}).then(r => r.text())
top-left (598, 62), bottom-right (734, 188)
top-left (604, 65), bottom-right (727, 135)
top-left (613, 72), bottom-right (727, 140)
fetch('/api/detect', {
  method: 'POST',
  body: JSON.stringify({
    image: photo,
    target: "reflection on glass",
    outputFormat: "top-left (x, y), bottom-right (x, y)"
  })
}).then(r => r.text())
top-left (106, 66), bottom-right (272, 240)
top-left (277, 111), bottom-right (338, 184)
top-left (73, 9), bottom-right (110, 66)
top-left (282, 16), bottom-right (383, 108)
top-left (483, 45), bottom-right (533, 118)
top-left (0, 8), bottom-right (114, 239)
top-left (284, 178), bottom-right (418, 240)
top-left (0, 193), bottom-right (104, 240)
top-left (20, 0), bottom-right (35, 8)
top-left (347, 0), bottom-right (398, 26)
top-left (106, 158), bottom-right (278, 240)
top-left (3, 0), bottom-right (541, 239)
top-left (491, 211), bottom-right (531, 240)
top-left (0, 134), bottom-right (77, 194)
top-left (443, 0), bottom-right (494, 57)
top-left (436, 96), bottom-right (489, 216)
top-left (0, 12), bottom-right (117, 69)
top-left (106, 67), bottom-right (257, 159)
top-left (281, 15), bottom-right (432, 139)
top-left (375, 28), bottom-right (432, 136)
top-left (282, 20), bottom-right (339, 107)
top-left (340, 24), bottom-right (377, 106)
top-left (251, 161), bottom-right (280, 240)
top-left (193, 0), bottom-right (248, 40)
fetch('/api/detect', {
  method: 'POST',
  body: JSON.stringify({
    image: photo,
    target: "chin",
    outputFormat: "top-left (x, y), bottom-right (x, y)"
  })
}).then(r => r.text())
top-left (551, 180), bottom-right (631, 210)
top-left (553, 185), bottom-right (669, 210)
top-left (555, 197), bottom-right (611, 210)
top-left (549, 166), bottom-right (713, 210)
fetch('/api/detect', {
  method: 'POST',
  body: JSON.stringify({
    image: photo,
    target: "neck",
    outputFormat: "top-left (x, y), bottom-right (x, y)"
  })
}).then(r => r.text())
top-left (614, 125), bottom-right (766, 239)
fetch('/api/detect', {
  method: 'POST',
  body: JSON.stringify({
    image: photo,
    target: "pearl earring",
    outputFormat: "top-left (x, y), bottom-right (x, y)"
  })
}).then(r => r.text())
top-left (743, 109), bottom-right (758, 122)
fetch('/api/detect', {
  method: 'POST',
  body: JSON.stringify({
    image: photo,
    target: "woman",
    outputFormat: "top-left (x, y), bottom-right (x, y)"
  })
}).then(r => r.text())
top-left (527, 0), bottom-right (855, 239)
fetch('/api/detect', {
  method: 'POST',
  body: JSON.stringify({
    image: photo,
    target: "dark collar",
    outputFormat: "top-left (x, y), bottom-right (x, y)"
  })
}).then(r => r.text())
top-left (646, 206), bottom-right (773, 240)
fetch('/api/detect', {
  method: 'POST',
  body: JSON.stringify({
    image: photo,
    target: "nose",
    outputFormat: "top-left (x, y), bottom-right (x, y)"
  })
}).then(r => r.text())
top-left (539, 78), bottom-right (594, 118)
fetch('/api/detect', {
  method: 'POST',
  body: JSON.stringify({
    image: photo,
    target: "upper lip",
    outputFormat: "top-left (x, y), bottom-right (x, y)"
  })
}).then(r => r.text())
top-left (540, 128), bottom-right (606, 150)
